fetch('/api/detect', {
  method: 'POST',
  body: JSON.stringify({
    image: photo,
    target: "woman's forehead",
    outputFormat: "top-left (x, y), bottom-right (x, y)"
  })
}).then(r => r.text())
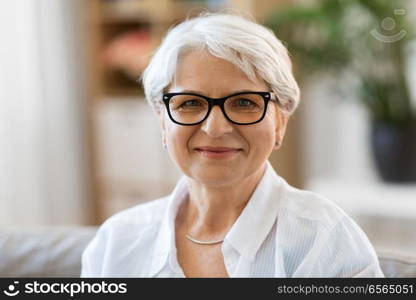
top-left (172, 50), bottom-right (268, 94)
top-left (176, 50), bottom-right (242, 74)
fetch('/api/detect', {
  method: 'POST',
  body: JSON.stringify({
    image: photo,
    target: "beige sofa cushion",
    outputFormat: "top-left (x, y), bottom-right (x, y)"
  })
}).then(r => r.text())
top-left (0, 226), bottom-right (96, 277)
top-left (378, 250), bottom-right (416, 278)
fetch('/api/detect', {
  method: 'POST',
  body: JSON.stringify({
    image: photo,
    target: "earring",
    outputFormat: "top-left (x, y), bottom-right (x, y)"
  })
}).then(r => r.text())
top-left (274, 141), bottom-right (280, 150)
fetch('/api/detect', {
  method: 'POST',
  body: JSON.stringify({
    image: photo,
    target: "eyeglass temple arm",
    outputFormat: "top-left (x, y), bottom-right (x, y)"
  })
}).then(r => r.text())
top-left (270, 92), bottom-right (289, 111)
top-left (270, 92), bottom-right (279, 103)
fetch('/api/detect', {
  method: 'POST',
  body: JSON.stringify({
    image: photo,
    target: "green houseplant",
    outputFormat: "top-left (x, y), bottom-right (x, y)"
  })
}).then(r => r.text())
top-left (267, 0), bottom-right (416, 182)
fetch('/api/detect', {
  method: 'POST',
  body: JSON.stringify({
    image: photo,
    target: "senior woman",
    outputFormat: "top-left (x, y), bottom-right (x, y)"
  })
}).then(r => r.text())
top-left (81, 13), bottom-right (384, 277)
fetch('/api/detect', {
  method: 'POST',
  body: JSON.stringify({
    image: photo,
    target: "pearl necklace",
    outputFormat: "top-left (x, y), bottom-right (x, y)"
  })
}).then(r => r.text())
top-left (185, 234), bottom-right (224, 245)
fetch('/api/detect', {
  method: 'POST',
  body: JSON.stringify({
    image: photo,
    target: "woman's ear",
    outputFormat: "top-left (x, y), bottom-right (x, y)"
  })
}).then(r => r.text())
top-left (274, 110), bottom-right (289, 150)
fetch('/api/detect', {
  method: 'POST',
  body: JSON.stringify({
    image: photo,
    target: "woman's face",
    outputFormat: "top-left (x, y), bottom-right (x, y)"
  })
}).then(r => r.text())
top-left (158, 50), bottom-right (289, 187)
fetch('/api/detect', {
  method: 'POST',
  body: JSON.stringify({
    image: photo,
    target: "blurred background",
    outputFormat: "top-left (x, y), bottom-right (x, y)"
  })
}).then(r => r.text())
top-left (0, 0), bottom-right (415, 257)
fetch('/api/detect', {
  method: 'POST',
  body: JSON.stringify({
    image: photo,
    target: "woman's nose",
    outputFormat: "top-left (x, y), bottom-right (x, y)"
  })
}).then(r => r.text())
top-left (200, 106), bottom-right (233, 137)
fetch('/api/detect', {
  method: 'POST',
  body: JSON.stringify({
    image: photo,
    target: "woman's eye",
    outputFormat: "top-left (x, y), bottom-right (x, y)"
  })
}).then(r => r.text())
top-left (181, 99), bottom-right (201, 107)
top-left (236, 99), bottom-right (256, 107)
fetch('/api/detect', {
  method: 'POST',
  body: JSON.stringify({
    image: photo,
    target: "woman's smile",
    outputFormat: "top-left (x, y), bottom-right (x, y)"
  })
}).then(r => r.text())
top-left (194, 146), bottom-right (243, 159)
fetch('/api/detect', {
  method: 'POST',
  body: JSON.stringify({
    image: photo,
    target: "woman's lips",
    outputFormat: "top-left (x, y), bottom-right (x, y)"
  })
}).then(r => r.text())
top-left (194, 147), bottom-right (242, 159)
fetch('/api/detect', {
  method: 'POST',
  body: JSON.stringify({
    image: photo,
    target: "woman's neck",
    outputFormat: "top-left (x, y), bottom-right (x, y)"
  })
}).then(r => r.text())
top-left (182, 164), bottom-right (266, 238)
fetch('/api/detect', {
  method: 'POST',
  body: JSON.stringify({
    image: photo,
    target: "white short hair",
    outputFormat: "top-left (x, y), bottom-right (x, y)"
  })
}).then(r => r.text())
top-left (141, 12), bottom-right (300, 115)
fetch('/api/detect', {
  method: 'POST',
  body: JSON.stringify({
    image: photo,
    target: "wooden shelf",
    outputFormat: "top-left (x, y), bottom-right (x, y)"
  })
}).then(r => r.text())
top-left (102, 87), bottom-right (144, 98)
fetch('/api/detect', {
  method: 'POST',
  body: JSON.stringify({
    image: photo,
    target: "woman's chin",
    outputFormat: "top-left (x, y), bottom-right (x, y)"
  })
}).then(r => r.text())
top-left (188, 167), bottom-right (243, 187)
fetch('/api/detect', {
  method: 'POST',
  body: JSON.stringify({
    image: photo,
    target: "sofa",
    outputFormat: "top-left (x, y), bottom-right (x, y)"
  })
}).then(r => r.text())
top-left (0, 226), bottom-right (415, 277)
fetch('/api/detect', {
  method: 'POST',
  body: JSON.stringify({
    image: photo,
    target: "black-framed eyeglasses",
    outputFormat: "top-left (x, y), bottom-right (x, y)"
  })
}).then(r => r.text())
top-left (162, 91), bottom-right (278, 126)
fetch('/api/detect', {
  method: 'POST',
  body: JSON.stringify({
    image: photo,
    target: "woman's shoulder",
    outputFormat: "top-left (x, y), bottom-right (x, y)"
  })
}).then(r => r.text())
top-left (81, 196), bottom-right (169, 277)
top-left (88, 196), bottom-right (169, 247)
top-left (102, 196), bottom-right (169, 229)
top-left (276, 182), bottom-right (383, 277)
top-left (279, 181), bottom-right (347, 227)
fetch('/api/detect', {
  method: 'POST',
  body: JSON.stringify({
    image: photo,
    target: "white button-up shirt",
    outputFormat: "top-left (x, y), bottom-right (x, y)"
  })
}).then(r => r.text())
top-left (81, 161), bottom-right (384, 277)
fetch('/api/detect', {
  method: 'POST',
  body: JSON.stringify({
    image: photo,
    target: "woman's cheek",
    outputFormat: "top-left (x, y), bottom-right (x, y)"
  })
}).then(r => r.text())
top-left (248, 124), bottom-right (275, 151)
top-left (168, 126), bottom-right (192, 160)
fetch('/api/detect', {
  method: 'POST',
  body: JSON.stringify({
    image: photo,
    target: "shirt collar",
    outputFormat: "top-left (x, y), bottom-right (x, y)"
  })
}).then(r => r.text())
top-left (148, 176), bottom-right (188, 277)
top-left (149, 160), bottom-right (284, 275)
top-left (224, 160), bottom-right (283, 262)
